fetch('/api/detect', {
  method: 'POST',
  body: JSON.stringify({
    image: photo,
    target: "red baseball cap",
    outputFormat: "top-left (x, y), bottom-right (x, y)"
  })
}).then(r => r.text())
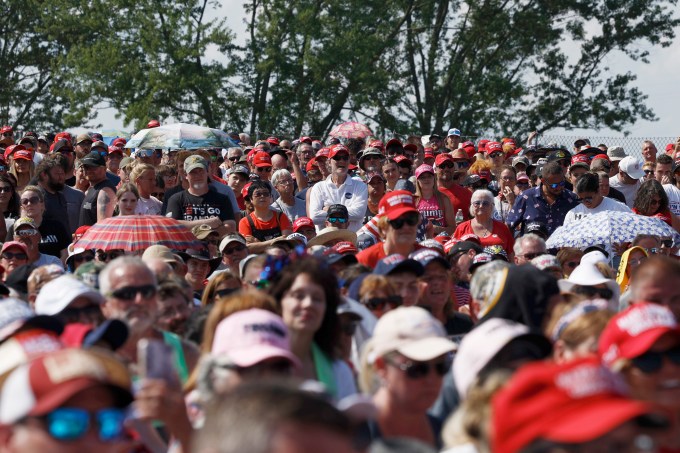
top-left (241, 182), bottom-right (252, 199)
top-left (599, 302), bottom-right (680, 370)
top-left (501, 137), bottom-right (516, 145)
top-left (330, 241), bottom-right (358, 255)
top-left (393, 155), bottom-right (412, 166)
top-left (306, 158), bottom-right (319, 172)
top-left (253, 151), bottom-right (272, 167)
top-left (246, 148), bottom-right (259, 162)
top-left (292, 217), bottom-right (315, 232)
top-left (378, 190), bottom-right (418, 221)
top-left (3, 144), bottom-right (26, 160)
top-left (459, 233), bottom-right (481, 245)
top-left (385, 138), bottom-right (403, 149)
top-left (0, 126), bottom-right (12, 135)
top-left (403, 143), bottom-right (418, 153)
top-left (266, 136), bottom-right (280, 146)
top-left (433, 235), bottom-right (451, 246)
top-left (435, 153), bottom-right (454, 167)
top-left (316, 148), bottom-right (330, 159)
top-left (73, 225), bottom-right (91, 240)
top-left (592, 153), bottom-right (610, 162)
top-left (107, 146), bottom-right (124, 155)
top-left (54, 132), bottom-right (71, 144)
top-left (328, 144), bottom-right (349, 159)
top-left (369, 140), bottom-right (385, 152)
top-left (486, 141), bottom-right (503, 154)
top-left (666, 143), bottom-right (675, 155)
top-left (424, 148), bottom-right (435, 159)
top-left (477, 139), bottom-right (489, 152)
top-left (147, 120), bottom-right (160, 128)
top-left (13, 150), bottom-right (32, 161)
top-left (570, 154), bottom-right (591, 169)
top-left (443, 238), bottom-right (461, 254)
top-left (493, 356), bottom-right (658, 453)
top-left (299, 136), bottom-right (312, 145)
top-left (111, 137), bottom-right (127, 148)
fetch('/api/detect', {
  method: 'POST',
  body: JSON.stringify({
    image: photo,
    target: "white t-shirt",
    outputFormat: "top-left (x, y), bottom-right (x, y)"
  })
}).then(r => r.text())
top-left (135, 196), bottom-right (163, 215)
top-left (563, 196), bottom-right (632, 225)
top-left (664, 184), bottom-right (680, 216)
top-left (608, 175), bottom-right (640, 208)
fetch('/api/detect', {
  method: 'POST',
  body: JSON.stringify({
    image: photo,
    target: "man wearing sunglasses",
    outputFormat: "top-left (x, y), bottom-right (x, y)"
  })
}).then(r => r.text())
top-left (506, 161), bottom-right (579, 236)
top-left (325, 204), bottom-right (350, 230)
top-left (0, 348), bottom-right (135, 453)
top-left (100, 256), bottom-right (199, 382)
top-left (13, 217), bottom-right (64, 269)
top-left (308, 144), bottom-right (368, 232)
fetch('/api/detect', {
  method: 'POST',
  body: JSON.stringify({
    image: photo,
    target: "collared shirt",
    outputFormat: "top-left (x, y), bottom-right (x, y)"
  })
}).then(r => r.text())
top-left (506, 184), bottom-right (579, 235)
top-left (308, 175), bottom-right (368, 232)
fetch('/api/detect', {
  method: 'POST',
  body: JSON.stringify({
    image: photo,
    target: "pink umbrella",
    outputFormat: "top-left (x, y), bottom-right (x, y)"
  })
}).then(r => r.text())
top-left (328, 121), bottom-right (373, 139)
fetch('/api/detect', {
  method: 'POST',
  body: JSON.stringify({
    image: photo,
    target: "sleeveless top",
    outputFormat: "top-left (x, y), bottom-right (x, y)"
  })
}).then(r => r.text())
top-left (79, 179), bottom-right (117, 226)
top-left (246, 211), bottom-right (283, 241)
top-left (417, 195), bottom-right (445, 226)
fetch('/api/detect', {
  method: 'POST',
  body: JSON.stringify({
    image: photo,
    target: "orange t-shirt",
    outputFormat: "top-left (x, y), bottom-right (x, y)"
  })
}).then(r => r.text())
top-left (238, 211), bottom-right (291, 239)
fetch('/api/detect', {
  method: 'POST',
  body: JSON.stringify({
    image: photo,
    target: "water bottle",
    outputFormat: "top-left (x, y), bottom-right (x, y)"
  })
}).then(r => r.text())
top-left (455, 209), bottom-right (464, 224)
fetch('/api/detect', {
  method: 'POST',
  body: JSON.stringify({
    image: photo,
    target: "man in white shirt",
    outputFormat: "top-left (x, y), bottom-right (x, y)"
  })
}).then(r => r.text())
top-left (307, 144), bottom-right (368, 232)
top-left (663, 160), bottom-right (680, 216)
top-left (564, 172), bottom-right (631, 225)
top-left (608, 156), bottom-right (643, 208)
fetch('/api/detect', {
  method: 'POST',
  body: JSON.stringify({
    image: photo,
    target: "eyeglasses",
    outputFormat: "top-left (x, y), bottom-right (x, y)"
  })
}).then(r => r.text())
top-left (631, 347), bottom-right (680, 374)
top-left (547, 181), bottom-right (565, 189)
top-left (577, 196), bottom-right (594, 203)
top-left (15, 228), bottom-right (38, 237)
top-left (472, 201), bottom-right (492, 208)
top-left (20, 196), bottom-right (41, 205)
top-left (251, 191), bottom-right (270, 198)
top-left (223, 243), bottom-right (247, 255)
top-left (332, 154), bottom-right (349, 161)
top-left (328, 217), bottom-right (348, 224)
top-left (519, 252), bottom-right (543, 260)
top-left (1, 251), bottom-right (27, 260)
top-left (108, 284), bottom-right (157, 300)
top-left (385, 354), bottom-right (453, 379)
top-left (72, 253), bottom-right (94, 263)
top-left (276, 179), bottom-right (294, 186)
top-left (0, 186), bottom-right (11, 193)
top-left (256, 167), bottom-right (272, 173)
top-left (36, 407), bottom-right (126, 442)
top-left (389, 212), bottom-right (419, 229)
top-left (96, 250), bottom-right (124, 261)
top-left (572, 285), bottom-right (614, 300)
top-left (362, 295), bottom-right (402, 311)
top-left (438, 163), bottom-right (454, 169)
top-left (645, 248), bottom-right (660, 255)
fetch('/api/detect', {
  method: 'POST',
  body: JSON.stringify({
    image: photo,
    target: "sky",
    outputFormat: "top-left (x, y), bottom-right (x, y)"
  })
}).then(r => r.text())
top-left (93, 1), bottom-right (680, 143)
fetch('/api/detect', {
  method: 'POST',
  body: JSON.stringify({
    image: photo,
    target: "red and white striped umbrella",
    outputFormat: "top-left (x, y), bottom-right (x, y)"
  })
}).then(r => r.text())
top-left (75, 215), bottom-right (201, 252)
top-left (328, 121), bottom-right (373, 139)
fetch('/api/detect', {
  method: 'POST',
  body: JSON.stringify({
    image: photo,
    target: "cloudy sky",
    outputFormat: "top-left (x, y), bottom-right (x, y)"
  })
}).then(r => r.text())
top-left (97, 2), bottom-right (679, 142)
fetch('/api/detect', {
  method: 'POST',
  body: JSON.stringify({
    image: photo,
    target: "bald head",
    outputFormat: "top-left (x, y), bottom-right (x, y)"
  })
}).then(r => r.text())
top-left (631, 256), bottom-right (680, 319)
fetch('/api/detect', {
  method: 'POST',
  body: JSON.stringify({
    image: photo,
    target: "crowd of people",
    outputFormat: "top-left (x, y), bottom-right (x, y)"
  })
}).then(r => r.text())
top-left (0, 123), bottom-right (678, 452)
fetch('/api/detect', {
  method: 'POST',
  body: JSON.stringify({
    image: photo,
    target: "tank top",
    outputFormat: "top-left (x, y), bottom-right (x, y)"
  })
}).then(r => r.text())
top-left (246, 211), bottom-right (283, 241)
top-left (418, 195), bottom-right (445, 226)
top-left (79, 179), bottom-right (117, 226)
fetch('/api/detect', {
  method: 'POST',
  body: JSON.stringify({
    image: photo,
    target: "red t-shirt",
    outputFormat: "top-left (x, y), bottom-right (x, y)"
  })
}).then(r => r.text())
top-left (356, 242), bottom-right (423, 269)
top-left (440, 184), bottom-right (472, 221)
top-left (454, 219), bottom-right (515, 256)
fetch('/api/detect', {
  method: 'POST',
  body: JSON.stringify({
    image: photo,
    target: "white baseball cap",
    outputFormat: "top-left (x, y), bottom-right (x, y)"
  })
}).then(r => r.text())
top-left (35, 275), bottom-right (104, 316)
top-left (618, 156), bottom-right (644, 180)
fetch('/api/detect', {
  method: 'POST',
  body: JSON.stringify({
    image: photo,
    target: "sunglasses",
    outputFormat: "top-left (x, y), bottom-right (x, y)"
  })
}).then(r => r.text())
top-left (389, 213), bottom-right (419, 229)
top-left (643, 170), bottom-right (653, 175)
top-left (332, 154), bottom-right (349, 161)
top-left (386, 355), bottom-right (453, 379)
top-left (547, 181), bottom-right (566, 189)
top-left (215, 287), bottom-right (240, 299)
top-left (453, 161), bottom-right (469, 169)
top-left (362, 295), bottom-right (402, 311)
top-left (577, 196), bottom-right (594, 203)
top-left (489, 152), bottom-right (503, 158)
top-left (72, 253), bottom-right (95, 263)
top-left (256, 167), bottom-right (272, 173)
top-left (631, 347), bottom-right (680, 374)
top-left (228, 156), bottom-right (242, 162)
top-left (328, 217), bottom-right (348, 224)
top-left (519, 252), bottom-right (543, 260)
top-left (0, 186), bottom-right (11, 193)
top-left (15, 228), bottom-right (38, 237)
top-left (572, 285), bottom-right (613, 300)
top-left (223, 243), bottom-right (247, 255)
top-left (108, 284), bottom-right (157, 301)
top-left (38, 407), bottom-right (126, 442)
top-left (1, 251), bottom-right (27, 260)
top-left (438, 163), bottom-right (454, 169)
top-left (96, 250), bottom-right (124, 261)
top-left (20, 196), bottom-right (41, 206)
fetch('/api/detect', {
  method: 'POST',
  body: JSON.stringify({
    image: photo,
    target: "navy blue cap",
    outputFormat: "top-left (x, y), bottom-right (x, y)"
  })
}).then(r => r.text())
top-left (409, 248), bottom-right (450, 270)
top-left (374, 254), bottom-right (424, 277)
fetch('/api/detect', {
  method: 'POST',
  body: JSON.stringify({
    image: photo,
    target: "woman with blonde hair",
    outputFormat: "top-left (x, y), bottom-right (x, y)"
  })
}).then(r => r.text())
top-left (357, 274), bottom-right (401, 318)
top-left (616, 246), bottom-right (648, 293)
top-left (129, 162), bottom-right (162, 215)
top-left (200, 271), bottom-right (242, 307)
top-left (9, 149), bottom-right (35, 192)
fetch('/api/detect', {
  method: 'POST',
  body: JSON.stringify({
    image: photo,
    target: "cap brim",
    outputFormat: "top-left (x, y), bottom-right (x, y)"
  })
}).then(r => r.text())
top-left (384, 206), bottom-right (418, 221)
top-left (544, 397), bottom-right (657, 445)
top-left (620, 328), bottom-right (680, 361)
top-left (397, 337), bottom-right (457, 362)
top-left (83, 319), bottom-right (129, 351)
top-left (226, 346), bottom-right (301, 370)
top-left (307, 229), bottom-right (357, 247)
top-left (391, 259), bottom-right (425, 277)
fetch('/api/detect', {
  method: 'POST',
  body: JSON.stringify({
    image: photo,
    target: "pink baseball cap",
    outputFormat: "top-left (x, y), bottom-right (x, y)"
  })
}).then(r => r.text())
top-left (415, 164), bottom-right (435, 179)
top-left (211, 309), bottom-right (301, 369)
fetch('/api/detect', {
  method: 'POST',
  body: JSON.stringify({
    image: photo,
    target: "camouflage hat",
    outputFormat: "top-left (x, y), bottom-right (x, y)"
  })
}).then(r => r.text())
top-left (184, 155), bottom-right (208, 174)
top-left (14, 217), bottom-right (38, 230)
top-left (74, 261), bottom-right (106, 290)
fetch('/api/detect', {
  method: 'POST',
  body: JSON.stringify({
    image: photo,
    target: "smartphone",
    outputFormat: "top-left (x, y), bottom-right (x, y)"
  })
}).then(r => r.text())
top-left (137, 338), bottom-right (180, 386)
